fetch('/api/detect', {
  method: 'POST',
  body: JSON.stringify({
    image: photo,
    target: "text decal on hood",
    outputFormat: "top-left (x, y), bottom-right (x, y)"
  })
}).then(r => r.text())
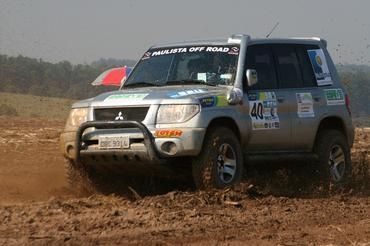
top-left (168, 89), bottom-right (208, 98)
top-left (104, 93), bottom-right (148, 101)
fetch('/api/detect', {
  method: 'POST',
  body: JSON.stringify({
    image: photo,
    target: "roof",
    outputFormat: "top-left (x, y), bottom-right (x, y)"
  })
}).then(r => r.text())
top-left (249, 37), bottom-right (326, 47)
top-left (150, 38), bottom-right (230, 49)
top-left (149, 34), bottom-right (327, 49)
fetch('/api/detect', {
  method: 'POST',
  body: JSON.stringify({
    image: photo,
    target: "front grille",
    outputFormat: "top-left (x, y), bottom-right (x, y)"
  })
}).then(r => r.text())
top-left (94, 107), bottom-right (149, 121)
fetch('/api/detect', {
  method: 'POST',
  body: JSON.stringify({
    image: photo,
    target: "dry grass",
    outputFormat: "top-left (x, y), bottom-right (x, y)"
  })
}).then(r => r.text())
top-left (0, 92), bottom-right (74, 119)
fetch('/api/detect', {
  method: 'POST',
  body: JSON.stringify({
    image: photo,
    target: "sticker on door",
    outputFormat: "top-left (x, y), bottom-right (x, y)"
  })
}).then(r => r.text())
top-left (324, 89), bottom-right (345, 105)
top-left (249, 92), bottom-right (280, 130)
top-left (296, 93), bottom-right (315, 118)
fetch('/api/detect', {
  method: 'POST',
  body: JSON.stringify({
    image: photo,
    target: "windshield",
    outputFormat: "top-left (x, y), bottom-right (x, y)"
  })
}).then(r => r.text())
top-left (124, 45), bottom-right (240, 88)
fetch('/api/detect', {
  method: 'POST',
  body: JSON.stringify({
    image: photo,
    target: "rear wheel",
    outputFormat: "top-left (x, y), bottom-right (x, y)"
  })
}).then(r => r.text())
top-left (192, 127), bottom-right (243, 189)
top-left (315, 130), bottom-right (352, 187)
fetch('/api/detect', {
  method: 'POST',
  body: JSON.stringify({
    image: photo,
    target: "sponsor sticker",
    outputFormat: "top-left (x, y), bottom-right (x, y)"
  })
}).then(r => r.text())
top-left (324, 89), bottom-right (345, 105)
top-left (200, 97), bottom-right (216, 107)
top-left (142, 45), bottom-right (240, 60)
top-left (200, 95), bottom-right (228, 108)
top-left (141, 52), bottom-right (152, 60)
top-left (104, 93), bottom-right (148, 101)
top-left (296, 93), bottom-right (315, 118)
top-left (168, 89), bottom-right (208, 98)
top-left (307, 49), bottom-right (332, 86)
top-left (155, 129), bottom-right (183, 138)
top-left (228, 46), bottom-right (240, 55)
top-left (249, 92), bottom-right (280, 130)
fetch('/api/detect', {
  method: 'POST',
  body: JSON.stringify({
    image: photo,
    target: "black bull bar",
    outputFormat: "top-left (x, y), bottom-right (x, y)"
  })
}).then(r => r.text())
top-left (75, 121), bottom-right (162, 163)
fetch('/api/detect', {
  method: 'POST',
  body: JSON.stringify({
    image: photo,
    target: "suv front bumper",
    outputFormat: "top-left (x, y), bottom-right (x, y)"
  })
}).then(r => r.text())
top-left (60, 121), bottom-right (206, 165)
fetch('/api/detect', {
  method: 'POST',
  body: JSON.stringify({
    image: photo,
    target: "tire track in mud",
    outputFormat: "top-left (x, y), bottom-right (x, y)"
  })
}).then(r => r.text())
top-left (0, 118), bottom-right (69, 204)
top-left (0, 117), bottom-right (369, 244)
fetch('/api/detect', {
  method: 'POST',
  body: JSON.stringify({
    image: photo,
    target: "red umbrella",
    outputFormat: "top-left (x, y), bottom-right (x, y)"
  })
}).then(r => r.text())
top-left (91, 66), bottom-right (132, 86)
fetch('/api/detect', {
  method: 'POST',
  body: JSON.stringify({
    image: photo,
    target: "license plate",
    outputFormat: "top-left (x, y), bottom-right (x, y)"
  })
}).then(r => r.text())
top-left (98, 136), bottom-right (129, 149)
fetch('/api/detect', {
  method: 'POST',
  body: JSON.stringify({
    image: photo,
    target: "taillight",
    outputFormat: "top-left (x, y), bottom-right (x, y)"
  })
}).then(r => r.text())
top-left (345, 94), bottom-right (351, 116)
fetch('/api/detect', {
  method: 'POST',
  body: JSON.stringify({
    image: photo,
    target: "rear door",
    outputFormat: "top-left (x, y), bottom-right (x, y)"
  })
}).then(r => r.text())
top-left (272, 44), bottom-right (322, 151)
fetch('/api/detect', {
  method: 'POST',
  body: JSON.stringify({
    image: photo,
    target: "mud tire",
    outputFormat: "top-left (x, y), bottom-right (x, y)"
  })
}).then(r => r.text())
top-left (192, 127), bottom-right (243, 189)
top-left (315, 130), bottom-right (352, 187)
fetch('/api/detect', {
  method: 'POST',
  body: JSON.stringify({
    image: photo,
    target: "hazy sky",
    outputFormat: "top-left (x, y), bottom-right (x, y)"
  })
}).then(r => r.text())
top-left (1, 0), bottom-right (370, 65)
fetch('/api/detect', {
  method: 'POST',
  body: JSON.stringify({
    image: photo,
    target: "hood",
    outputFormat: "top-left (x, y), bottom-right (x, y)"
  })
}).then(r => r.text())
top-left (72, 85), bottom-right (230, 108)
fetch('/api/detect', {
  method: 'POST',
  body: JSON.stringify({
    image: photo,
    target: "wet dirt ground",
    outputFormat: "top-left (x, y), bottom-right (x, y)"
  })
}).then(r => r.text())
top-left (0, 117), bottom-right (369, 245)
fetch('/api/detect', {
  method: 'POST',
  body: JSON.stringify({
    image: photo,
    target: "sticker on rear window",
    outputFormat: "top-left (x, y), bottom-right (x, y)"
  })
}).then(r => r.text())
top-left (307, 49), bottom-right (332, 86)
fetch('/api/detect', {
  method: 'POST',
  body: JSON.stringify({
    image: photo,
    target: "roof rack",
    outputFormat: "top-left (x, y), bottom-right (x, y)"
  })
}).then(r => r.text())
top-left (228, 34), bottom-right (251, 44)
top-left (290, 37), bottom-right (327, 47)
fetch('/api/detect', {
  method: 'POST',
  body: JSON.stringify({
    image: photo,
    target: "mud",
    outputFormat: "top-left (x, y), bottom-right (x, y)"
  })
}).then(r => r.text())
top-left (0, 117), bottom-right (369, 245)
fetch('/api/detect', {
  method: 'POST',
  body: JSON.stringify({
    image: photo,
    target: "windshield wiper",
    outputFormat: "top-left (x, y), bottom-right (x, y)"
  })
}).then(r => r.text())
top-left (123, 81), bottom-right (159, 88)
top-left (164, 79), bottom-right (216, 86)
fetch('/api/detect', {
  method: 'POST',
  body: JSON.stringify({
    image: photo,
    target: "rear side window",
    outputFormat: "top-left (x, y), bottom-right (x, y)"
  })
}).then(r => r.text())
top-left (272, 45), bottom-right (303, 88)
top-left (296, 45), bottom-right (319, 87)
top-left (246, 45), bottom-right (277, 90)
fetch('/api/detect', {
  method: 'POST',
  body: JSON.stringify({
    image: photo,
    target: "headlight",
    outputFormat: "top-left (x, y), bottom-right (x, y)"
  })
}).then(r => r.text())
top-left (65, 108), bottom-right (89, 130)
top-left (156, 104), bottom-right (200, 124)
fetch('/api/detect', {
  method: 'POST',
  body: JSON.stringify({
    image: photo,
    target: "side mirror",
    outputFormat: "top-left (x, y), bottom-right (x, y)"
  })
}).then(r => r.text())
top-left (227, 88), bottom-right (243, 105)
top-left (246, 69), bottom-right (258, 87)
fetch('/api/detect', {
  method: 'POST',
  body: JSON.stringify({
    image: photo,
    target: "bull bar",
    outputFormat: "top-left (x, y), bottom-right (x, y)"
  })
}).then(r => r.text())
top-left (75, 121), bottom-right (162, 163)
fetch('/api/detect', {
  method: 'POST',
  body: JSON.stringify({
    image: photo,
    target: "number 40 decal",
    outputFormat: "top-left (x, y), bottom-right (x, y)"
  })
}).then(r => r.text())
top-left (250, 102), bottom-right (264, 120)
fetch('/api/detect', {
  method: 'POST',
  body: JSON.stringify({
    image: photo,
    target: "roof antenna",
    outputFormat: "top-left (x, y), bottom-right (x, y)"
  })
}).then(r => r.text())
top-left (266, 22), bottom-right (279, 38)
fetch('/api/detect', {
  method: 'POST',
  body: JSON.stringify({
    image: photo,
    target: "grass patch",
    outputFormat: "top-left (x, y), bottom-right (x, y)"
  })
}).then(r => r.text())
top-left (0, 92), bottom-right (74, 120)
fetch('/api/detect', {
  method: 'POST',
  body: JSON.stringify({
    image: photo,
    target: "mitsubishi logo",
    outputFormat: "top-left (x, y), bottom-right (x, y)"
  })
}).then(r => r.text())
top-left (115, 111), bottom-right (126, 121)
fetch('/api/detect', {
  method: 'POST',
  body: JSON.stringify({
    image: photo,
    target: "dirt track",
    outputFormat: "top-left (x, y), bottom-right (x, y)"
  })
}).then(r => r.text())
top-left (0, 117), bottom-right (369, 245)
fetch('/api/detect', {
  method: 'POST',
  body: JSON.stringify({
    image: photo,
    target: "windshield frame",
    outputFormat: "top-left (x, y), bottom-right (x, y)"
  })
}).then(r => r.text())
top-left (122, 44), bottom-right (240, 89)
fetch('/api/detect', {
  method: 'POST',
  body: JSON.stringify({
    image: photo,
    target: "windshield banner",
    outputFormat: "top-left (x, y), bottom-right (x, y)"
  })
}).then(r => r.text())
top-left (141, 46), bottom-right (239, 60)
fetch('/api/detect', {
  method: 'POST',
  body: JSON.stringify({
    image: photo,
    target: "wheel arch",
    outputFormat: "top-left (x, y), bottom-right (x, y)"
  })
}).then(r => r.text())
top-left (314, 116), bottom-right (347, 150)
top-left (193, 117), bottom-right (244, 189)
top-left (206, 117), bottom-right (241, 142)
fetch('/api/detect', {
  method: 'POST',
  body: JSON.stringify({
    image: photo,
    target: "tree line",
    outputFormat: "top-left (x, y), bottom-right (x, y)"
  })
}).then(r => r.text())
top-left (0, 55), bottom-right (136, 99)
top-left (0, 54), bottom-right (369, 117)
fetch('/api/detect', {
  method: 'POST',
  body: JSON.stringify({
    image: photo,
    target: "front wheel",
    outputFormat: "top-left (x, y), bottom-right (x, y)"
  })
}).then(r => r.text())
top-left (192, 127), bottom-right (243, 189)
top-left (64, 159), bottom-right (97, 195)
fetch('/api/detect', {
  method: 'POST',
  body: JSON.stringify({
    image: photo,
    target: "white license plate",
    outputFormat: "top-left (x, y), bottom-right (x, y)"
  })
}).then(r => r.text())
top-left (98, 136), bottom-right (129, 149)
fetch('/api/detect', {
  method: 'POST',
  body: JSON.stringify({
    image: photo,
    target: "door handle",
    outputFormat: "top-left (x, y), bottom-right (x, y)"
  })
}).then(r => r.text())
top-left (312, 95), bottom-right (321, 102)
top-left (277, 96), bottom-right (285, 103)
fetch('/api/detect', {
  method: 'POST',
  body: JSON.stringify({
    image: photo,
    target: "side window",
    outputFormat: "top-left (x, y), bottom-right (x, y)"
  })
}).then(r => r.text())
top-left (272, 45), bottom-right (303, 88)
top-left (296, 45), bottom-right (318, 87)
top-left (246, 45), bottom-right (277, 90)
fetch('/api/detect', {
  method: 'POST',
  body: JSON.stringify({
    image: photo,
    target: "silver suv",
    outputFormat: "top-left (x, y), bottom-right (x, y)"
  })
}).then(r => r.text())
top-left (60, 34), bottom-right (354, 190)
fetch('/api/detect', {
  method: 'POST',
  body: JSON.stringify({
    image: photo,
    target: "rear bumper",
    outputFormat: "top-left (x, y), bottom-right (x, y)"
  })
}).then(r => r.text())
top-left (60, 121), bottom-right (206, 165)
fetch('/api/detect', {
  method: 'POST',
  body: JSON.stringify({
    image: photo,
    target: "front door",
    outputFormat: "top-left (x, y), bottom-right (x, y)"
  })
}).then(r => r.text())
top-left (244, 44), bottom-right (292, 152)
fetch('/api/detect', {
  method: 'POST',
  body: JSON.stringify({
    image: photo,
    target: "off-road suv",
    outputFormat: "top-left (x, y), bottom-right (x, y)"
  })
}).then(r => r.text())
top-left (60, 34), bottom-right (354, 191)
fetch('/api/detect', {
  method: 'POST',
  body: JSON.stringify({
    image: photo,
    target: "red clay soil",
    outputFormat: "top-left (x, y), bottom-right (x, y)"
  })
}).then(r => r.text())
top-left (0, 117), bottom-right (369, 245)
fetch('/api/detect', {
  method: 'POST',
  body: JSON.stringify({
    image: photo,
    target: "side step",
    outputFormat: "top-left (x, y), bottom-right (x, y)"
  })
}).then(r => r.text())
top-left (245, 152), bottom-right (318, 163)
